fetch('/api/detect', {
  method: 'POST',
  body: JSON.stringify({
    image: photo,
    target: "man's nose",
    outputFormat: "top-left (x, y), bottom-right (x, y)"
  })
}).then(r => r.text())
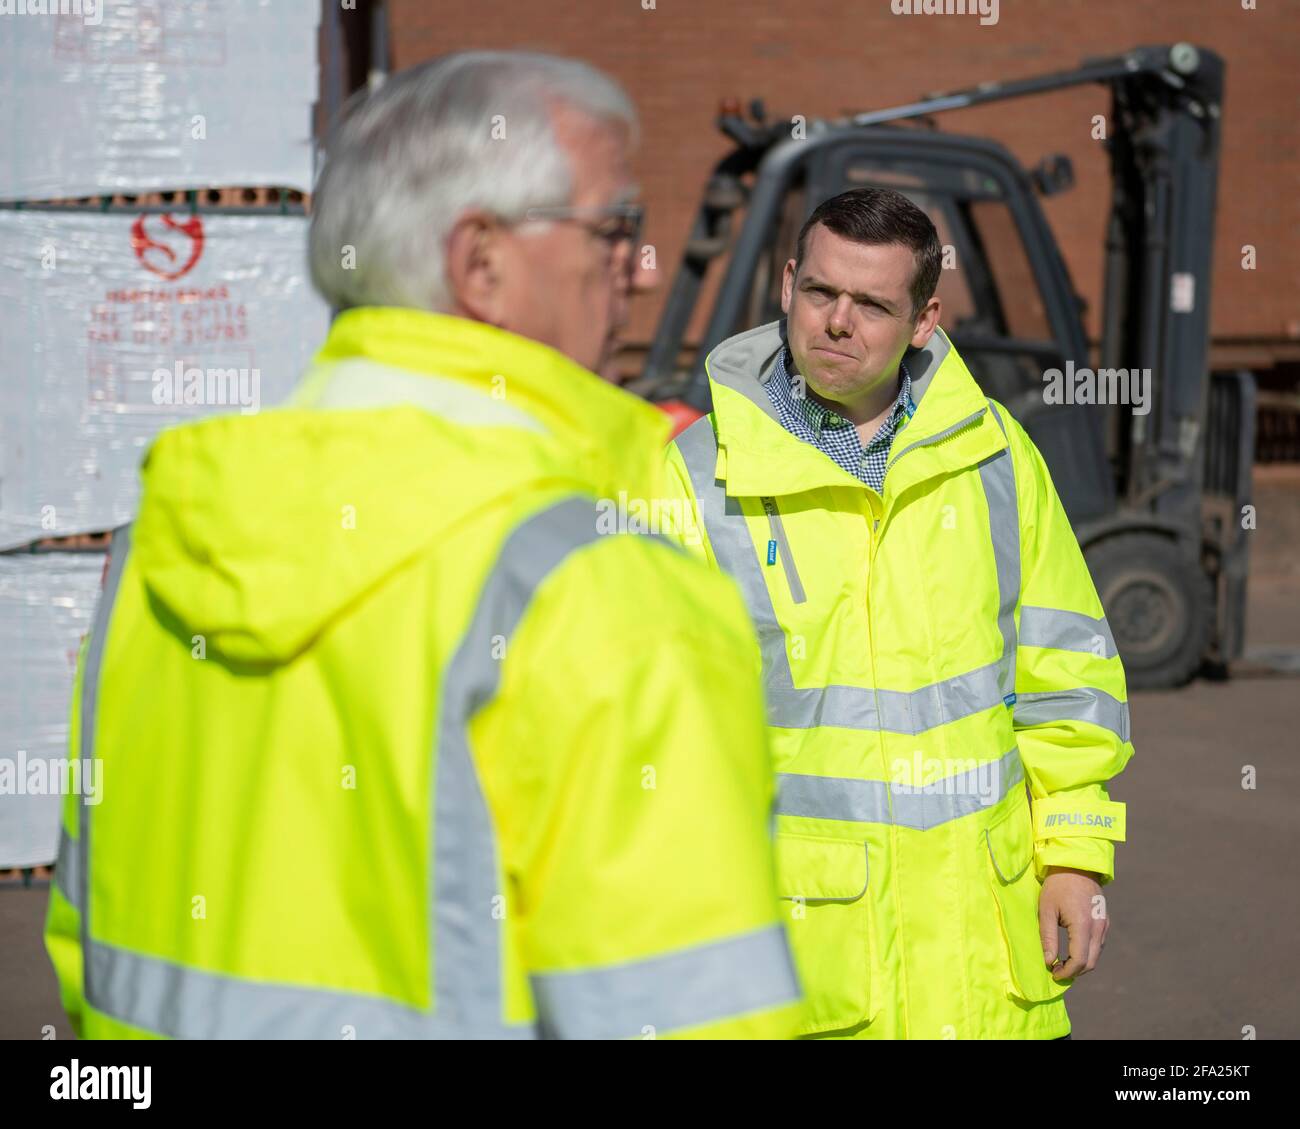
top-left (827, 294), bottom-right (855, 336)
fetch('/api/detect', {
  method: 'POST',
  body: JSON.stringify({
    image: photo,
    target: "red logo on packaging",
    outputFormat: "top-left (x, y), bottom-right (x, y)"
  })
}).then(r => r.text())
top-left (131, 213), bottom-right (205, 280)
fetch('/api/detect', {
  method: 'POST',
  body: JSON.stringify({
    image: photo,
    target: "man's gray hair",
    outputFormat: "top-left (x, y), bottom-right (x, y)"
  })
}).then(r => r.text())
top-left (309, 51), bottom-right (637, 312)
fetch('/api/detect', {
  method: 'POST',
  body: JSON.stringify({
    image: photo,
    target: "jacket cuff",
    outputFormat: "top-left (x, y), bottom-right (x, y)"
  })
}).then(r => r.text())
top-left (1030, 797), bottom-right (1125, 885)
top-left (1034, 837), bottom-right (1116, 885)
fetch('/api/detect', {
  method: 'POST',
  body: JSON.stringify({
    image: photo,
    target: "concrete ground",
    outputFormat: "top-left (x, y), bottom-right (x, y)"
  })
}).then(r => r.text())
top-left (1067, 465), bottom-right (1300, 1040)
top-left (3, 468), bottom-right (1298, 1040)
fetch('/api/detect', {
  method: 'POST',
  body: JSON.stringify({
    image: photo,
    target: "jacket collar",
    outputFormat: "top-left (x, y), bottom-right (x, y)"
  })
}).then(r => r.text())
top-left (706, 319), bottom-right (1006, 499)
top-left (302, 306), bottom-right (672, 503)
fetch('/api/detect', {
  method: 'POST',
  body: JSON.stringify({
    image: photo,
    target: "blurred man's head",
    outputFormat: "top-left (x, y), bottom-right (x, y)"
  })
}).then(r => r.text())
top-left (310, 52), bottom-right (648, 378)
top-left (780, 188), bottom-right (942, 413)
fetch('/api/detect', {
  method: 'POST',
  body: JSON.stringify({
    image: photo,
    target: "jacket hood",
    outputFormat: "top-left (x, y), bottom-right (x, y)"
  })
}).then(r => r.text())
top-left (131, 308), bottom-right (670, 666)
top-left (131, 407), bottom-right (542, 665)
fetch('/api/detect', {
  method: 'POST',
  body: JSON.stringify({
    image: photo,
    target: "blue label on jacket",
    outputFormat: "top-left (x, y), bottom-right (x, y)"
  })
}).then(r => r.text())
top-left (766, 540), bottom-right (778, 566)
top-left (1003, 692), bottom-right (1017, 707)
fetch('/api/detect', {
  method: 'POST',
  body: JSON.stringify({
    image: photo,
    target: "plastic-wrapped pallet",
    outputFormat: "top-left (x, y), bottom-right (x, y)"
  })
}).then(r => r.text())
top-left (0, 209), bottom-right (331, 550)
top-left (0, 552), bottom-right (104, 869)
top-left (0, 0), bottom-right (318, 200)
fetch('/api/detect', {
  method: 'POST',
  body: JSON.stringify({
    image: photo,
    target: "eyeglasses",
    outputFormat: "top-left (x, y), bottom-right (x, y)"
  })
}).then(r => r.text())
top-left (521, 202), bottom-right (645, 252)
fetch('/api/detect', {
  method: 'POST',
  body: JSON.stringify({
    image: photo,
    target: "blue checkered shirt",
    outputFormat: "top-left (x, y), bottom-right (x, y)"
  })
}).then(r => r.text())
top-left (765, 347), bottom-right (916, 493)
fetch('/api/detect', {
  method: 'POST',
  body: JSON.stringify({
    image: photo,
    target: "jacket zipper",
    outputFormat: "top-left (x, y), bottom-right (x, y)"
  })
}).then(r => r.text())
top-left (884, 406), bottom-right (988, 475)
top-left (760, 496), bottom-right (807, 605)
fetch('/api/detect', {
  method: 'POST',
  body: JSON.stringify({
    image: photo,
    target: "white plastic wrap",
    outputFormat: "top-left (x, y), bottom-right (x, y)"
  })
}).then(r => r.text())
top-left (0, 0), bottom-right (318, 201)
top-left (0, 209), bottom-right (331, 550)
top-left (0, 552), bottom-right (103, 869)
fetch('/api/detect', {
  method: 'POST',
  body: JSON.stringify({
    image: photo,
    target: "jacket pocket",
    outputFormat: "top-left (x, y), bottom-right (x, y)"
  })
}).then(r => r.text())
top-left (775, 833), bottom-right (873, 1035)
top-left (984, 791), bottom-right (1070, 1004)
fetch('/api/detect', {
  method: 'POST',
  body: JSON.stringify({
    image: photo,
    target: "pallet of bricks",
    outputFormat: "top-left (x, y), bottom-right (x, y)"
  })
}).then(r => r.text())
top-left (0, 0), bottom-right (325, 883)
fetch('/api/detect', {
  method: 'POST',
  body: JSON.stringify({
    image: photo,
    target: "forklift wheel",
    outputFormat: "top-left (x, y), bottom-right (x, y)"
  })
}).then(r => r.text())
top-left (1085, 533), bottom-right (1213, 691)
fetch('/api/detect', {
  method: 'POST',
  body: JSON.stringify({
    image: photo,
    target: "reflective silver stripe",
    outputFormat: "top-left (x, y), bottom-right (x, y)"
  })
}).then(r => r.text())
top-left (777, 769), bottom-right (891, 824)
top-left (85, 940), bottom-right (508, 1040)
top-left (765, 660), bottom-right (1004, 734)
top-left (981, 403), bottom-right (1020, 702)
top-left (776, 747), bottom-right (1023, 828)
top-left (675, 419), bottom-right (794, 707)
top-left (1020, 606), bottom-right (1119, 659)
top-left (531, 924), bottom-right (797, 1040)
top-left (1014, 687), bottom-right (1131, 743)
top-left (81, 499), bottom-right (679, 1038)
top-left (430, 495), bottom-right (604, 1035)
top-left (674, 415), bottom-right (1019, 733)
top-left (79, 524), bottom-right (131, 1010)
top-left (761, 497), bottom-right (806, 605)
top-left (306, 357), bottom-right (548, 433)
top-left (54, 826), bottom-right (79, 908)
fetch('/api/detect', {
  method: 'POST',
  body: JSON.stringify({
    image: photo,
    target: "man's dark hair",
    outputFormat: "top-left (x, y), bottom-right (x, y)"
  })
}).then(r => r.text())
top-left (794, 187), bottom-right (942, 319)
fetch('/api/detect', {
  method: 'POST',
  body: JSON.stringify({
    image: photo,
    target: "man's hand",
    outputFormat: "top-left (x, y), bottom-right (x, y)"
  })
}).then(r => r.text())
top-left (1039, 866), bottom-right (1109, 980)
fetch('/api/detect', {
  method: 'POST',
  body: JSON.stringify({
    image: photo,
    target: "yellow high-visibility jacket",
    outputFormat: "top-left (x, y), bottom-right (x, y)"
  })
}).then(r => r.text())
top-left (662, 320), bottom-right (1133, 1040)
top-left (45, 307), bottom-right (801, 1039)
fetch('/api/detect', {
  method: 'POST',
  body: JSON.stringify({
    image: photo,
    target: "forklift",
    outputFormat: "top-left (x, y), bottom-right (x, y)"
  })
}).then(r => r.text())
top-left (639, 42), bottom-right (1254, 690)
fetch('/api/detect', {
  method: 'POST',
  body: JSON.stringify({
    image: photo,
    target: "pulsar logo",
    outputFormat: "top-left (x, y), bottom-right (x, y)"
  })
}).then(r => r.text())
top-left (130, 213), bottom-right (205, 280)
top-left (1044, 813), bottom-right (1115, 829)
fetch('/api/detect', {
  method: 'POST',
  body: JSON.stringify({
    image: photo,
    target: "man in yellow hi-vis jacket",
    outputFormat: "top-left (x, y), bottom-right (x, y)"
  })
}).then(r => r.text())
top-left (45, 52), bottom-right (801, 1040)
top-left (663, 188), bottom-right (1132, 1039)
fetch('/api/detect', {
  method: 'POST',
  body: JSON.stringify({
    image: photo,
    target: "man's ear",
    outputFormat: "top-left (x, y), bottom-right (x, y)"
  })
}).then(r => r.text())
top-left (910, 296), bottom-right (942, 347)
top-left (444, 211), bottom-right (506, 325)
top-left (780, 258), bottom-right (797, 315)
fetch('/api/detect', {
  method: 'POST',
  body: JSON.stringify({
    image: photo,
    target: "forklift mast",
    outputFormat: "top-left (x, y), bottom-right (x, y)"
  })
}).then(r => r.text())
top-left (1101, 45), bottom-right (1224, 518)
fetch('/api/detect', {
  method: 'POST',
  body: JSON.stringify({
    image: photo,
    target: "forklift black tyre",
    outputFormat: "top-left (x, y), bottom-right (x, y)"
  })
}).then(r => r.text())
top-left (1084, 533), bottom-right (1212, 690)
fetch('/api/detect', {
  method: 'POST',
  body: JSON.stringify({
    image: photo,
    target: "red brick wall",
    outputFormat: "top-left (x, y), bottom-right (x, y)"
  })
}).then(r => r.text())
top-left (387, 0), bottom-right (1300, 371)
